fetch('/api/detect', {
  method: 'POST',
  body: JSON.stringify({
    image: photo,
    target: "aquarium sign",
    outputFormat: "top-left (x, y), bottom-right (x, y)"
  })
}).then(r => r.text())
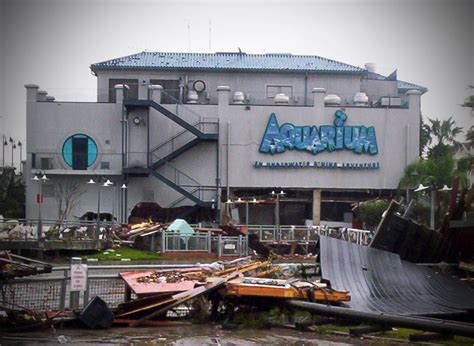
top-left (259, 110), bottom-right (378, 155)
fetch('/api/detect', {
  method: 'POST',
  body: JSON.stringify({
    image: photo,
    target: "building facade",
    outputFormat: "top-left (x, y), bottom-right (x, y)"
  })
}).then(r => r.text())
top-left (25, 52), bottom-right (426, 226)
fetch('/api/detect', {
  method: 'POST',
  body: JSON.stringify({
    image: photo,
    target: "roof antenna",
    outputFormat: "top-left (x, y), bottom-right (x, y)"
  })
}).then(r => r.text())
top-left (238, 47), bottom-right (242, 54)
top-left (187, 19), bottom-right (191, 52)
top-left (208, 20), bottom-right (212, 53)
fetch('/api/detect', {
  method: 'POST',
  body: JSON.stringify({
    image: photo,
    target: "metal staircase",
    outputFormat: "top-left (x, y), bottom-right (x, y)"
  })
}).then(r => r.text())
top-left (124, 99), bottom-right (218, 208)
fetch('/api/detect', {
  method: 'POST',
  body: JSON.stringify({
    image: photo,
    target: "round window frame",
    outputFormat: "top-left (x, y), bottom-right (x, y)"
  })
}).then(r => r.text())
top-left (61, 133), bottom-right (98, 169)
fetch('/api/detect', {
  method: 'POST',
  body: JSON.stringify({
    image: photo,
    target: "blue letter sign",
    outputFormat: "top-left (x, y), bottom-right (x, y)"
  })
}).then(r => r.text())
top-left (259, 110), bottom-right (378, 155)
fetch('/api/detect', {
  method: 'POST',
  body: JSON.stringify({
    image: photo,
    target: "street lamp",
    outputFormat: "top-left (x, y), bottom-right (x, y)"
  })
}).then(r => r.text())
top-left (2, 135), bottom-right (7, 168)
top-left (414, 183), bottom-right (437, 230)
top-left (271, 190), bottom-right (285, 230)
top-left (87, 177), bottom-right (113, 240)
top-left (17, 141), bottom-right (22, 174)
top-left (32, 171), bottom-right (48, 240)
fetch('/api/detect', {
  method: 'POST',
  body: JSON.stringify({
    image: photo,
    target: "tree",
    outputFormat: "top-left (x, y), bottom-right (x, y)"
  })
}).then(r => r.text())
top-left (53, 178), bottom-right (84, 221)
top-left (0, 168), bottom-right (25, 218)
top-left (425, 117), bottom-right (463, 159)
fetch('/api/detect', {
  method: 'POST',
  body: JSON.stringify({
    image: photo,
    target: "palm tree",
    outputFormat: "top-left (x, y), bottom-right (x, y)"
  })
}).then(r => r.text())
top-left (426, 117), bottom-right (463, 159)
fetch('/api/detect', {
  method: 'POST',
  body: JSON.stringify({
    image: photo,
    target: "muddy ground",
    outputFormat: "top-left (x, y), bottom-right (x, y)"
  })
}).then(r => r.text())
top-left (0, 324), bottom-right (370, 345)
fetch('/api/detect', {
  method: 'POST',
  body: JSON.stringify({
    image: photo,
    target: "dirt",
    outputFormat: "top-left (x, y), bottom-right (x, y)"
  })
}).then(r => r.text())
top-left (0, 324), bottom-right (363, 345)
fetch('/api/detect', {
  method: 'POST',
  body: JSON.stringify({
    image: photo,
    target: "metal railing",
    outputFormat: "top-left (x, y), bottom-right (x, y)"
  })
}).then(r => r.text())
top-left (243, 224), bottom-right (371, 245)
top-left (1, 263), bottom-right (207, 312)
top-left (162, 231), bottom-right (248, 257)
top-left (0, 218), bottom-right (122, 242)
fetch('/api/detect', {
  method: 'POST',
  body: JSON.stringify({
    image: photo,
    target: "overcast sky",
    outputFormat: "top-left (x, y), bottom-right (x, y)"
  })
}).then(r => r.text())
top-left (0, 0), bottom-right (473, 169)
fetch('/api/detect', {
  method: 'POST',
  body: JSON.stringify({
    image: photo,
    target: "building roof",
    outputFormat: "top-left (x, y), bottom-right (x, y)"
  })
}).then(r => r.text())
top-left (90, 51), bottom-right (366, 74)
top-left (368, 71), bottom-right (427, 94)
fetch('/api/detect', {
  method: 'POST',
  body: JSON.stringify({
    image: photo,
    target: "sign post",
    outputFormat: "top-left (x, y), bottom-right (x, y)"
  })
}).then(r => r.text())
top-left (70, 257), bottom-right (88, 309)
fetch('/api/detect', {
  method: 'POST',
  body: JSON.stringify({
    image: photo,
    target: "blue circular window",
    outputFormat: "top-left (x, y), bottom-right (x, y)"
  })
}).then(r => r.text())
top-left (62, 134), bottom-right (98, 170)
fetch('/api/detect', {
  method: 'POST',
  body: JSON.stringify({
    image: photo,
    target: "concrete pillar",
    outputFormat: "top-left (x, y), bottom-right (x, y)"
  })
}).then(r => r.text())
top-left (407, 90), bottom-right (421, 112)
top-left (25, 84), bottom-right (39, 102)
top-left (37, 90), bottom-right (47, 102)
top-left (217, 86), bottom-right (231, 107)
top-left (312, 189), bottom-right (321, 225)
top-left (115, 84), bottom-right (130, 103)
top-left (149, 84), bottom-right (163, 103)
top-left (138, 79), bottom-right (149, 100)
top-left (312, 87), bottom-right (326, 111)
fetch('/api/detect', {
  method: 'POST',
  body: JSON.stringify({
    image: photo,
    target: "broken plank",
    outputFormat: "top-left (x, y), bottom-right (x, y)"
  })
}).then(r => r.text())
top-left (130, 272), bottom-right (239, 327)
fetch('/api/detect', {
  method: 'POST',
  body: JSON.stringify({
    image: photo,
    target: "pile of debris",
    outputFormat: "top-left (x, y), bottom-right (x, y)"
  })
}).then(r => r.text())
top-left (114, 257), bottom-right (349, 327)
top-left (0, 251), bottom-right (52, 280)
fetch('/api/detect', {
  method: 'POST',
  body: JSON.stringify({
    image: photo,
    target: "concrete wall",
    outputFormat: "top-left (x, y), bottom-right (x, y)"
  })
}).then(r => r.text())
top-left (25, 74), bottom-right (421, 222)
top-left (97, 70), bottom-right (369, 106)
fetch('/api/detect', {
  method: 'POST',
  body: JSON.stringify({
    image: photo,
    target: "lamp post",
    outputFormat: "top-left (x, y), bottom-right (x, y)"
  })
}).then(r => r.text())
top-left (414, 183), bottom-right (448, 230)
top-left (32, 171), bottom-right (48, 240)
top-left (271, 190), bottom-right (285, 230)
top-left (87, 177), bottom-right (113, 241)
top-left (18, 141), bottom-right (22, 174)
top-left (2, 135), bottom-right (7, 168)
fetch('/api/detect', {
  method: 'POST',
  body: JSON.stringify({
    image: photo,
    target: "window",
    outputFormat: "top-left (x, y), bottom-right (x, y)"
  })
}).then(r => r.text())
top-left (100, 161), bottom-right (110, 169)
top-left (266, 85), bottom-right (293, 98)
top-left (108, 79), bottom-right (139, 102)
top-left (62, 134), bottom-right (98, 170)
top-left (31, 153), bottom-right (36, 169)
top-left (40, 157), bottom-right (53, 170)
top-left (150, 79), bottom-right (180, 104)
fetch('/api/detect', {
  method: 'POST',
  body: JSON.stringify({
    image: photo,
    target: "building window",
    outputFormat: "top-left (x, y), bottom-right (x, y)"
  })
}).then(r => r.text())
top-left (150, 79), bottom-right (180, 104)
top-left (266, 85), bottom-right (293, 98)
top-left (40, 157), bottom-right (53, 170)
top-left (108, 79), bottom-right (139, 102)
top-left (62, 134), bottom-right (98, 170)
top-left (100, 161), bottom-right (110, 169)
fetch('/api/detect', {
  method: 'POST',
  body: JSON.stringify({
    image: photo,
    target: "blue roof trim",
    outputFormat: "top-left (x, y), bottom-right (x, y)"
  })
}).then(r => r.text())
top-left (90, 51), bottom-right (366, 74)
top-left (368, 72), bottom-right (427, 94)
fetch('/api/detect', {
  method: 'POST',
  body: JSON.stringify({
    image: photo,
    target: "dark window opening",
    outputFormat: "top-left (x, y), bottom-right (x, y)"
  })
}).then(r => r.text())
top-left (150, 79), bottom-right (180, 104)
top-left (108, 78), bottom-right (139, 102)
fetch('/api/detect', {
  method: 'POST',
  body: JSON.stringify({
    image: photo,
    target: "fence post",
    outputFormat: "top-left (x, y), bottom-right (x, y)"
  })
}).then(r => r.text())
top-left (60, 269), bottom-right (67, 310)
top-left (69, 257), bottom-right (82, 310)
top-left (207, 232), bottom-right (212, 253)
top-left (238, 235), bottom-right (243, 256)
top-left (218, 234), bottom-right (222, 257)
top-left (161, 230), bottom-right (166, 253)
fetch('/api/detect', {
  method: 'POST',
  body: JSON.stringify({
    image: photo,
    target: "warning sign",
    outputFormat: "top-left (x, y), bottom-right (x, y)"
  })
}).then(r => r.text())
top-left (70, 264), bottom-right (88, 291)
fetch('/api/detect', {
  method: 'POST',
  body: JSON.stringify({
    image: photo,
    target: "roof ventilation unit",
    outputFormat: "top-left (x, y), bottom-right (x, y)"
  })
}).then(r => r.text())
top-left (353, 92), bottom-right (369, 106)
top-left (324, 94), bottom-right (341, 105)
top-left (233, 91), bottom-right (245, 104)
top-left (274, 93), bottom-right (290, 104)
top-left (186, 90), bottom-right (199, 104)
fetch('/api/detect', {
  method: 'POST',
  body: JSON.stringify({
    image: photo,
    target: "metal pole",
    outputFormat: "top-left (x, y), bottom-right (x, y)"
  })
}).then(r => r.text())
top-left (287, 300), bottom-right (474, 338)
top-left (430, 188), bottom-right (435, 230)
top-left (37, 179), bottom-right (42, 241)
top-left (245, 201), bottom-right (249, 230)
top-left (97, 184), bottom-right (101, 241)
top-left (2, 135), bottom-right (5, 168)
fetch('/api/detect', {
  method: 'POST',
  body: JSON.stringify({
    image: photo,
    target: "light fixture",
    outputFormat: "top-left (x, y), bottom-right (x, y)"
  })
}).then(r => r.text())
top-left (40, 174), bottom-right (48, 181)
top-left (104, 179), bottom-right (113, 186)
top-left (87, 178), bottom-right (96, 184)
top-left (225, 199), bottom-right (233, 204)
top-left (438, 185), bottom-right (452, 192)
top-left (133, 116), bottom-right (141, 126)
top-left (32, 175), bottom-right (39, 181)
top-left (237, 197), bottom-right (242, 203)
top-left (271, 190), bottom-right (275, 195)
top-left (414, 183), bottom-right (429, 192)
top-left (279, 190), bottom-right (285, 195)
top-left (120, 183), bottom-right (128, 189)
top-left (252, 198), bottom-right (257, 203)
